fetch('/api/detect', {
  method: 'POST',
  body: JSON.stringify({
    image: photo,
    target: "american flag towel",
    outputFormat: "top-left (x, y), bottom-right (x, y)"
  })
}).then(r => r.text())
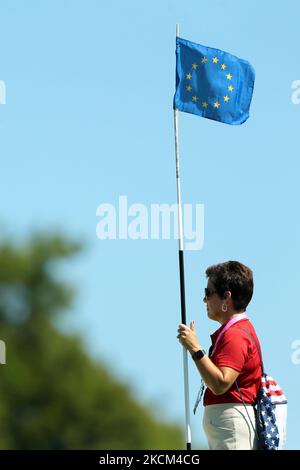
top-left (256, 373), bottom-right (287, 450)
top-left (261, 375), bottom-right (287, 404)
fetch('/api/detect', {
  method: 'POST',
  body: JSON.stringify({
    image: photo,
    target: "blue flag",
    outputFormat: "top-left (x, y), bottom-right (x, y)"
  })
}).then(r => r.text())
top-left (174, 37), bottom-right (255, 125)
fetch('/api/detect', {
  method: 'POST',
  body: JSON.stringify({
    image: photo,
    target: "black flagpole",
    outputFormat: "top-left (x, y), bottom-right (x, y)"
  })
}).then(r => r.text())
top-left (174, 23), bottom-right (192, 451)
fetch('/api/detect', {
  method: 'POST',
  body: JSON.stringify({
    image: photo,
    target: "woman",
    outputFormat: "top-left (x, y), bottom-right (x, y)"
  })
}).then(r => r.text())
top-left (177, 260), bottom-right (261, 450)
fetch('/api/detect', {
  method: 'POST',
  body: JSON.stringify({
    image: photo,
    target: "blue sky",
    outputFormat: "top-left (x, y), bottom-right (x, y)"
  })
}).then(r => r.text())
top-left (0, 0), bottom-right (300, 450)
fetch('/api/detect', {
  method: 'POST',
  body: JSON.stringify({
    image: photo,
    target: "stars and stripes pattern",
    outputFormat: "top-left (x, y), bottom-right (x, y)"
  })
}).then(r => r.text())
top-left (261, 374), bottom-right (287, 404)
top-left (255, 374), bottom-right (287, 450)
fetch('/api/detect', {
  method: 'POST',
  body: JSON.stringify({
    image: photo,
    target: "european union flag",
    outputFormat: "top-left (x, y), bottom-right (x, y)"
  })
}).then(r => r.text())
top-left (174, 37), bottom-right (255, 125)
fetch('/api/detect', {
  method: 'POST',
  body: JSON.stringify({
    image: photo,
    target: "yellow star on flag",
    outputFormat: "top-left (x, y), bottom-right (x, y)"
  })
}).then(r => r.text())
top-left (226, 73), bottom-right (232, 80)
top-left (212, 57), bottom-right (219, 63)
top-left (228, 85), bottom-right (234, 92)
top-left (186, 73), bottom-right (192, 79)
top-left (202, 101), bottom-right (208, 108)
top-left (221, 63), bottom-right (226, 70)
top-left (192, 63), bottom-right (198, 69)
top-left (201, 57), bottom-right (207, 63)
top-left (224, 95), bottom-right (230, 102)
top-left (192, 96), bottom-right (198, 102)
top-left (213, 101), bottom-right (220, 108)
top-left (186, 85), bottom-right (192, 92)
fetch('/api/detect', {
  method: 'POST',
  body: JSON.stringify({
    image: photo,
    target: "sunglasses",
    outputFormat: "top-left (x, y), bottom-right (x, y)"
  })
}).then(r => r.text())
top-left (204, 287), bottom-right (217, 298)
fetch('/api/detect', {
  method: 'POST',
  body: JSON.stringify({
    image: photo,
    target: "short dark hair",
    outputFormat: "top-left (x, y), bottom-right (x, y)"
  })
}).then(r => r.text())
top-left (205, 261), bottom-right (253, 311)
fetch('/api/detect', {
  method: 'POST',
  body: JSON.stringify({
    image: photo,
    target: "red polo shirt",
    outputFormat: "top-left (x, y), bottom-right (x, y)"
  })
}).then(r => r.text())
top-left (203, 318), bottom-right (262, 406)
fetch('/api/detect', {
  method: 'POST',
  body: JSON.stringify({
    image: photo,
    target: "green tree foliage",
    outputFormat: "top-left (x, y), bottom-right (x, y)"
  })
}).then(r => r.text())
top-left (0, 234), bottom-right (184, 449)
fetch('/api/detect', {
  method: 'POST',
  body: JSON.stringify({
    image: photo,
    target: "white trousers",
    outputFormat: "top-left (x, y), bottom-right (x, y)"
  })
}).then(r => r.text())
top-left (275, 403), bottom-right (288, 450)
top-left (203, 403), bottom-right (258, 450)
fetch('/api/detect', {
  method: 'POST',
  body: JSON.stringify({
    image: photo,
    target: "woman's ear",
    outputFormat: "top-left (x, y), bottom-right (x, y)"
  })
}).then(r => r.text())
top-left (223, 290), bottom-right (232, 300)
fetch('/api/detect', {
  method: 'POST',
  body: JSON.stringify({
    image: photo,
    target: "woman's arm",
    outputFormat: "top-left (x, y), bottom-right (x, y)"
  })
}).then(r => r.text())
top-left (192, 357), bottom-right (239, 395)
top-left (177, 321), bottom-right (240, 395)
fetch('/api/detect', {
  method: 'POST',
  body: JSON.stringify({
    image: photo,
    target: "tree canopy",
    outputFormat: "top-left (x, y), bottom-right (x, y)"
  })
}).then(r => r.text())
top-left (0, 234), bottom-right (184, 449)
